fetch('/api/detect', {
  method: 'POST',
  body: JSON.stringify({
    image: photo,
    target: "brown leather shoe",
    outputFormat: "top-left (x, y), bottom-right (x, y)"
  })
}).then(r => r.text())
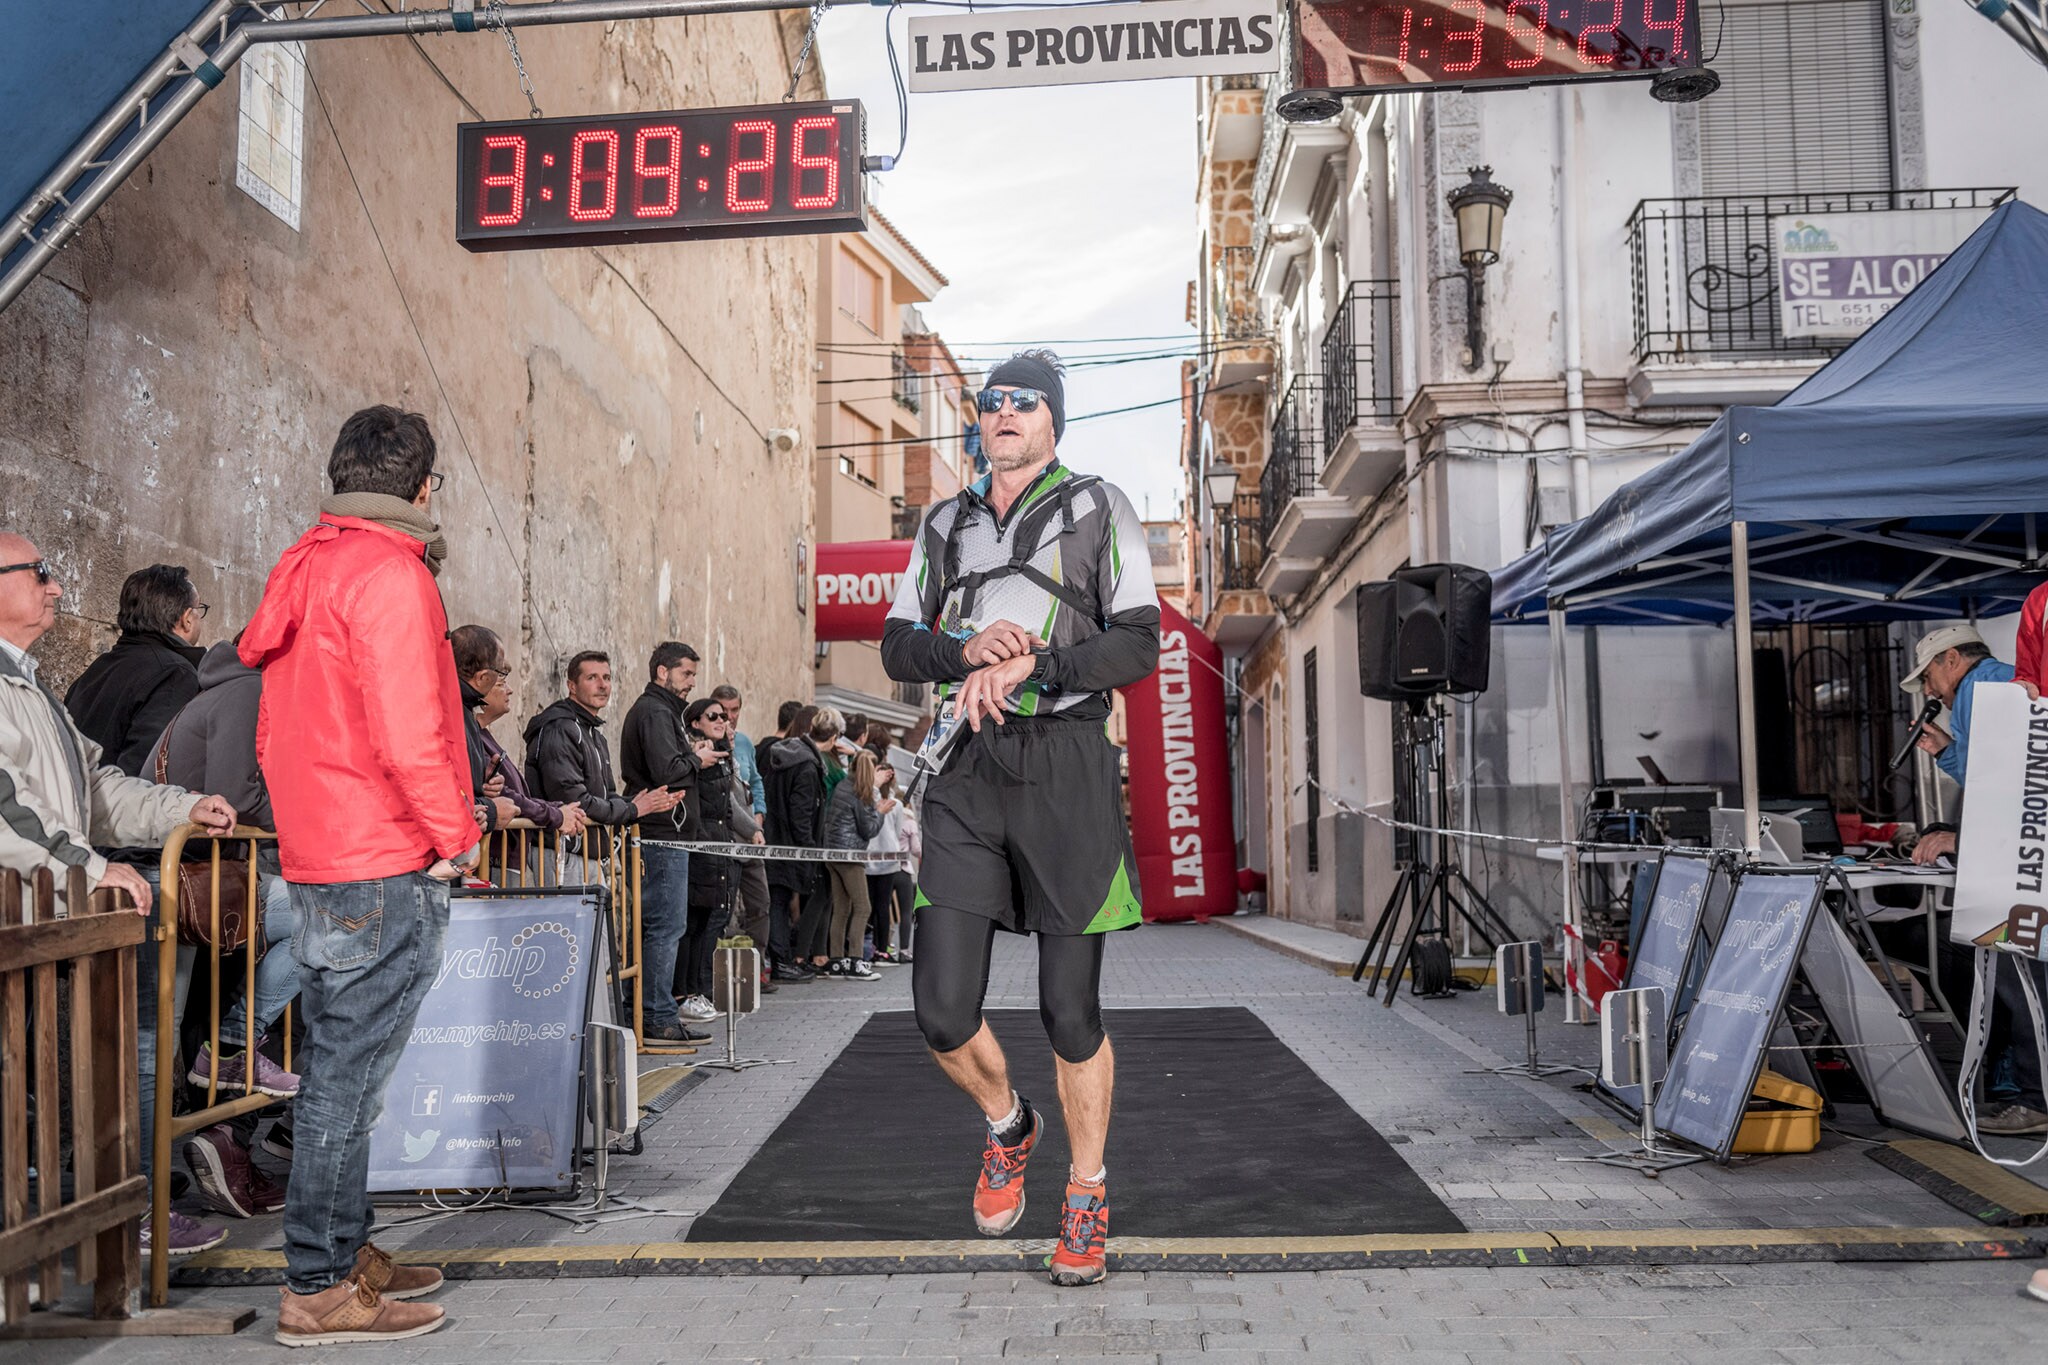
top-left (275, 1277), bottom-right (445, 1347)
top-left (354, 1241), bottom-right (445, 1300)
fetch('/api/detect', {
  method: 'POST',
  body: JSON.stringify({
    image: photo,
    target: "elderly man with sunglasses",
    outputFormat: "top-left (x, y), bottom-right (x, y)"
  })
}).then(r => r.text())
top-left (0, 534), bottom-right (240, 1257)
top-left (881, 349), bottom-right (1159, 1288)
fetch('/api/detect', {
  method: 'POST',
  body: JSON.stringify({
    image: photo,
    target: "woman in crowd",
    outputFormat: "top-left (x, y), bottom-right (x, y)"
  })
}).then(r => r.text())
top-left (451, 626), bottom-right (589, 876)
top-left (678, 697), bottom-right (741, 1016)
top-left (822, 749), bottom-right (888, 980)
top-left (866, 761), bottom-right (919, 964)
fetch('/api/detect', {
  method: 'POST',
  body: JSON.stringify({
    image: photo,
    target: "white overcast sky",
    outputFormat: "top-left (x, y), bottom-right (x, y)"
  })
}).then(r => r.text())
top-left (817, 4), bottom-right (1200, 521)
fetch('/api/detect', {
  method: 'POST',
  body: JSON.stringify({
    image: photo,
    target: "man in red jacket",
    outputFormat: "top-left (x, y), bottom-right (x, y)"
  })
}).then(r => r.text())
top-left (2017, 580), bottom-right (2048, 700)
top-left (240, 406), bottom-right (479, 1347)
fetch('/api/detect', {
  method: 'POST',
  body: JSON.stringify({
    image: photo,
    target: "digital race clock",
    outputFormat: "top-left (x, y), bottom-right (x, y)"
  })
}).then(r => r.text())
top-left (455, 100), bottom-right (866, 252)
top-left (1291, 0), bottom-right (1700, 95)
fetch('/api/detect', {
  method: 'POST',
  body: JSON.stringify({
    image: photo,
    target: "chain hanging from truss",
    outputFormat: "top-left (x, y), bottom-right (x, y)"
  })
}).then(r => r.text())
top-left (487, 0), bottom-right (544, 116)
top-left (783, 0), bottom-right (827, 101)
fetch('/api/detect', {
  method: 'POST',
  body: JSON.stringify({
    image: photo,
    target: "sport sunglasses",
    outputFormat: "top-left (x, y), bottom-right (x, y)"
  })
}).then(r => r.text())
top-left (976, 387), bottom-right (1046, 415)
top-left (0, 560), bottom-right (53, 585)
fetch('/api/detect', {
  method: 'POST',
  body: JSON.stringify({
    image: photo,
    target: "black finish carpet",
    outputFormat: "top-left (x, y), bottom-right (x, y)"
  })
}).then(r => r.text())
top-left (686, 1006), bottom-right (1464, 1242)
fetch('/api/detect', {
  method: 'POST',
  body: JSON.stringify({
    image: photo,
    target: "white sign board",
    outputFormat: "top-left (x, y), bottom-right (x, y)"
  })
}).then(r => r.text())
top-left (907, 0), bottom-right (1281, 93)
top-left (1774, 207), bottom-right (1992, 339)
top-left (1953, 681), bottom-right (2048, 957)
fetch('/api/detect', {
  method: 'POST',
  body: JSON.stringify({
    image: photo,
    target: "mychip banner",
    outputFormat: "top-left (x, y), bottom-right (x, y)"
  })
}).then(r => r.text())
top-left (907, 0), bottom-right (1282, 93)
top-left (1954, 681), bottom-right (2048, 956)
top-left (368, 890), bottom-right (602, 1193)
top-left (1774, 206), bottom-right (1993, 339)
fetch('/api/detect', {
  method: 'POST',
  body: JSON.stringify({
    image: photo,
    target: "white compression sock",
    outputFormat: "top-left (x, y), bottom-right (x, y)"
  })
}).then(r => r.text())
top-left (987, 1092), bottom-right (1021, 1132)
top-left (1071, 1166), bottom-right (1106, 1186)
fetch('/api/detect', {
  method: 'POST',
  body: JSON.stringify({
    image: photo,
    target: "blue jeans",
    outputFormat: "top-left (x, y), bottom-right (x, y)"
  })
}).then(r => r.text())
top-left (281, 871), bottom-right (450, 1294)
top-left (639, 844), bottom-right (690, 1029)
top-left (220, 876), bottom-right (299, 1049)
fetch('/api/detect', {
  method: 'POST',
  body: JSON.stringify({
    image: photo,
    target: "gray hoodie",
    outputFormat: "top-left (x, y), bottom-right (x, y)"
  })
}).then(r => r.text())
top-left (148, 641), bottom-right (272, 832)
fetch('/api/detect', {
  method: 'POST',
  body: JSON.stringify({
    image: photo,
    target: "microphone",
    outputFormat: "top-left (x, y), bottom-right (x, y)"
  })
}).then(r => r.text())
top-left (1888, 698), bottom-right (1943, 775)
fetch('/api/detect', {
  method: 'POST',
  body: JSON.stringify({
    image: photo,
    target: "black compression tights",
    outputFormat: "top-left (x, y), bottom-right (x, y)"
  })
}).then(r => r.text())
top-left (911, 905), bottom-right (1107, 1064)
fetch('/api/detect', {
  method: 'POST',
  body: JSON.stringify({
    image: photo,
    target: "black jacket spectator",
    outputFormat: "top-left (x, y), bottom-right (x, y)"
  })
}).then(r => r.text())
top-left (66, 630), bottom-right (203, 777)
top-left (620, 682), bottom-right (700, 836)
top-left (763, 735), bottom-right (828, 889)
top-left (823, 774), bottom-right (883, 851)
top-left (683, 715), bottom-right (739, 910)
top-left (523, 697), bottom-right (637, 825)
top-left (463, 681), bottom-right (561, 830)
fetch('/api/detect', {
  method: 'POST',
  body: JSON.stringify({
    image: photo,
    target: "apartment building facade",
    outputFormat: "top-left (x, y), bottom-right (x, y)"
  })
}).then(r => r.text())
top-left (1186, 2), bottom-right (2048, 938)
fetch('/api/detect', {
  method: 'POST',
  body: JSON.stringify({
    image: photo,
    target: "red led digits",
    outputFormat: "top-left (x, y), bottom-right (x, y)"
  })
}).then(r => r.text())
top-left (789, 115), bottom-right (841, 211)
top-left (1441, 0), bottom-right (1484, 72)
top-left (568, 129), bottom-right (620, 222)
top-left (1503, 0), bottom-right (1549, 69)
top-left (632, 124), bottom-right (682, 218)
top-left (1368, 5), bottom-right (1412, 68)
top-left (725, 119), bottom-right (776, 214)
top-left (1640, 0), bottom-right (1688, 61)
top-left (1578, 0), bottom-right (1623, 63)
top-left (477, 133), bottom-right (526, 227)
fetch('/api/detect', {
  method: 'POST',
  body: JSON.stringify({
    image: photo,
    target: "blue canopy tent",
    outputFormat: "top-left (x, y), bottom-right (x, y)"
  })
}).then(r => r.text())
top-left (1493, 198), bottom-right (2048, 862)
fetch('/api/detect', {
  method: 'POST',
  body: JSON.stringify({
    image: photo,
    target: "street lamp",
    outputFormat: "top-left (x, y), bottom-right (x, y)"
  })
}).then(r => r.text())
top-left (1204, 460), bottom-right (1240, 516)
top-left (1446, 166), bottom-right (1512, 371)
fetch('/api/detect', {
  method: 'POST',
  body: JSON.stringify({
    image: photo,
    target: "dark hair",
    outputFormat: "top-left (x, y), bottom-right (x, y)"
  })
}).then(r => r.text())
top-left (788, 704), bottom-right (819, 739)
top-left (777, 699), bottom-right (802, 732)
top-left (566, 650), bottom-right (610, 684)
top-left (709, 684), bottom-right (741, 704)
top-left (117, 564), bottom-right (196, 635)
top-left (648, 640), bottom-right (699, 680)
top-left (842, 711), bottom-right (870, 745)
top-left (684, 697), bottom-right (724, 730)
top-left (450, 624), bottom-right (503, 680)
top-left (1954, 641), bottom-right (1993, 662)
top-left (329, 405), bottom-right (437, 500)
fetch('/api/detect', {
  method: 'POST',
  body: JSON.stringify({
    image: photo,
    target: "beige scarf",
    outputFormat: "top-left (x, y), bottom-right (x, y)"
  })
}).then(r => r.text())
top-left (321, 492), bottom-right (448, 578)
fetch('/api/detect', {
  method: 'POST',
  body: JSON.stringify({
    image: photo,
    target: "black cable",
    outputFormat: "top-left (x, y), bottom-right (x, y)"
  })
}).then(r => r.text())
top-left (885, 2), bottom-right (909, 165)
top-left (813, 392), bottom-right (1189, 451)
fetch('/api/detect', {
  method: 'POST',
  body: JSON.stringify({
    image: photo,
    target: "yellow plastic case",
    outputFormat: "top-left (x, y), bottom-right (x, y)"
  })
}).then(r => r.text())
top-left (1732, 1068), bottom-right (1824, 1155)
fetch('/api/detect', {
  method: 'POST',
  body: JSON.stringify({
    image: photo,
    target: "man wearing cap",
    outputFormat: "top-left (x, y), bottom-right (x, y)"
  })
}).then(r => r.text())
top-left (1901, 625), bottom-right (2011, 859)
top-left (1899, 626), bottom-right (2048, 1139)
top-left (881, 348), bottom-right (1158, 1287)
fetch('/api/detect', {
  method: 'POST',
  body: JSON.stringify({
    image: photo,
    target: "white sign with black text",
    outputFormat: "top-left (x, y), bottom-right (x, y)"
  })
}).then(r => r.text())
top-left (1953, 681), bottom-right (2048, 957)
top-left (906, 0), bottom-right (1282, 93)
top-left (1773, 207), bottom-right (1993, 339)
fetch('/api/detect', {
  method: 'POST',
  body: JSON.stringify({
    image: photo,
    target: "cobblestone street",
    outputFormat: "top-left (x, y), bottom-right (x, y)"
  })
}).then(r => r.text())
top-left (16, 921), bottom-right (2044, 1362)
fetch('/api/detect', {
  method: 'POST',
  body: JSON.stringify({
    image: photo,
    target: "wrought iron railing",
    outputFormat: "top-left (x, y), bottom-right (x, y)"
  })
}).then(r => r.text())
top-left (1259, 374), bottom-right (1327, 548)
top-left (1319, 279), bottom-right (1400, 451)
top-left (1627, 187), bottom-right (2014, 364)
top-left (1216, 507), bottom-right (1264, 591)
top-left (891, 349), bottom-right (921, 413)
top-left (1214, 244), bottom-right (1260, 342)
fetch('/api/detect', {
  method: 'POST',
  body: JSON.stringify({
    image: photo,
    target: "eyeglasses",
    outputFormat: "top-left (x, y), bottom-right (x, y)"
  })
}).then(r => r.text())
top-left (0, 560), bottom-right (53, 585)
top-left (483, 665), bottom-right (512, 682)
top-left (191, 603), bottom-right (210, 619)
top-left (701, 710), bottom-right (728, 723)
top-left (976, 387), bottom-right (1045, 415)
top-left (426, 472), bottom-right (446, 492)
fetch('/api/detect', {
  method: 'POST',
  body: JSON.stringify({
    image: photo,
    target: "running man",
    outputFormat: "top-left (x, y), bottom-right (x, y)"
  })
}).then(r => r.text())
top-left (881, 349), bottom-right (1159, 1287)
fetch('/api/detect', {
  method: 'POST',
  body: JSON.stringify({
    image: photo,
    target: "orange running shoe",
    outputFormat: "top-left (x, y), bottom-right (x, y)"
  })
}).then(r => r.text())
top-left (971, 1106), bottom-right (1042, 1236)
top-left (1047, 1176), bottom-right (1109, 1286)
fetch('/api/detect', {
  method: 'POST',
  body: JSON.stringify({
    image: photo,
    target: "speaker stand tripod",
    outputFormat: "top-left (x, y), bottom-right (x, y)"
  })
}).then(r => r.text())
top-left (1354, 696), bottom-right (1518, 1005)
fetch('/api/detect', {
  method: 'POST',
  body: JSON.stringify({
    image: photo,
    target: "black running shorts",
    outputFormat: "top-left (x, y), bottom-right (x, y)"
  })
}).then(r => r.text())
top-left (914, 716), bottom-right (1142, 937)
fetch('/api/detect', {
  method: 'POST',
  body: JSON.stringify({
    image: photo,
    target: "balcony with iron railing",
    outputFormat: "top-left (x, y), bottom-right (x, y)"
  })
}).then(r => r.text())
top-left (1207, 243), bottom-right (1273, 388)
top-left (1316, 279), bottom-right (1403, 497)
top-left (1626, 186), bottom-right (2014, 405)
top-left (891, 349), bottom-right (922, 414)
top-left (1204, 505), bottom-right (1277, 655)
top-left (1257, 375), bottom-right (1352, 596)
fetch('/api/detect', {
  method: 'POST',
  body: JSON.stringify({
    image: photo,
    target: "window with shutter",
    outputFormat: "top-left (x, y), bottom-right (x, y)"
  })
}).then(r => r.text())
top-left (1697, 0), bottom-right (1893, 197)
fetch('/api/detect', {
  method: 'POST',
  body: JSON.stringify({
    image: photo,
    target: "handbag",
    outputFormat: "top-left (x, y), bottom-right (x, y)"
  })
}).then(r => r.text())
top-left (154, 710), bottom-right (255, 951)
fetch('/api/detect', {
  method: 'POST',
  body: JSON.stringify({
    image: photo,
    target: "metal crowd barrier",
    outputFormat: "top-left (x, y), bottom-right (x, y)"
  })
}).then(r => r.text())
top-left (476, 819), bottom-right (646, 1047)
top-left (0, 867), bottom-right (149, 1334)
top-left (149, 824), bottom-right (285, 1309)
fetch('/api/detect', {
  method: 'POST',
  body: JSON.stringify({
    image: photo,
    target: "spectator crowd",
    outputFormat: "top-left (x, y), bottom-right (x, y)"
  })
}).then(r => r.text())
top-left (0, 405), bottom-right (920, 1344)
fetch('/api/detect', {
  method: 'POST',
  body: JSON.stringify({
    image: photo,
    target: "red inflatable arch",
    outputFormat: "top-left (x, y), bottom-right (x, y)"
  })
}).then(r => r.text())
top-left (813, 540), bottom-right (1236, 923)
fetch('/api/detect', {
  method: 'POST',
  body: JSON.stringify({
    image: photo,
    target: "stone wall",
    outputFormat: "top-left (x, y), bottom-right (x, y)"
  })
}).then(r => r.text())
top-left (0, 15), bottom-right (822, 743)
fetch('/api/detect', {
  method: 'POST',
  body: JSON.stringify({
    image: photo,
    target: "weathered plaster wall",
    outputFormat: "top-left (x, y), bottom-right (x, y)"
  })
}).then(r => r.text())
top-left (0, 15), bottom-right (822, 744)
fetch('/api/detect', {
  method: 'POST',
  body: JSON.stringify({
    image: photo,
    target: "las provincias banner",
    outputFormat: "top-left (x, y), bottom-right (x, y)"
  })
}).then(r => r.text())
top-left (1954, 681), bottom-right (2048, 955)
top-left (814, 541), bottom-right (1238, 922)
